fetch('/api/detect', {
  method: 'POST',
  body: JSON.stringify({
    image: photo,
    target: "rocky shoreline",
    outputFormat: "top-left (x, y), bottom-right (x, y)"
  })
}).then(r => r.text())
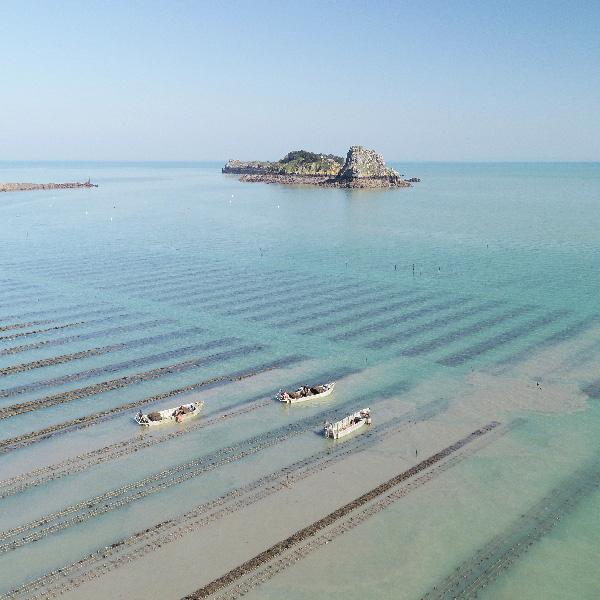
top-left (0, 180), bottom-right (98, 193)
top-left (239, 173), bottom-right (410, 188)
top-left (224, 146), bottom-right (416, 189)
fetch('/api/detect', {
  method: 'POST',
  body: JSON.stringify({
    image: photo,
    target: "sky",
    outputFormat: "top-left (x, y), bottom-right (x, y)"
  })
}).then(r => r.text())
top-left (1, 0), bottom-right (599, 161)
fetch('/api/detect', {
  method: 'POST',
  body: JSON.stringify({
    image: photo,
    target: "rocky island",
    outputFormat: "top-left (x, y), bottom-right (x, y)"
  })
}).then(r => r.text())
top-left (223, 146), bottom-right (414, 188)
top-left (0, 180), bottom-right (98, 193)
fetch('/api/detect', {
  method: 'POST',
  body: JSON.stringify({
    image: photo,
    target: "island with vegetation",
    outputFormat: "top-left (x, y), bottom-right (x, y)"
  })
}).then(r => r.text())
top-left (223, 146), bottom-right (417, 188)
top-left (0, 180), bottom-right (98, 193)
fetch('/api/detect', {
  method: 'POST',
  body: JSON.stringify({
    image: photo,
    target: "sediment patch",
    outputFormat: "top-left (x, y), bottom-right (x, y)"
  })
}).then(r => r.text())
top-left (0, 381), bottom-right (397, 553)
top-left (183, 422), bottom-right (502, 599)
top-left (0, 397), bottom-right (452, 599)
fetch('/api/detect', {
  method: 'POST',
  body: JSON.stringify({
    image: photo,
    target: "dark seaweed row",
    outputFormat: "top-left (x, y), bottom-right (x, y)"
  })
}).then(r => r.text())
top-left (0, 326), bottom-right (207, 376)
top-left (397, 305), bottom-right (539, 357)
top-left (0, 317), bottom-right (169, 356)
top-left (245, 285), bottom-right (392, 326)
top-left (183, 422), bottom-right (501, 599)
top-left (217, 421), bottom-right (521, 599)
top-left (118, 269), bottom-right (262, 299)
top-left (0, 365), bottom-right (362, 498)
top-left (1, 398), bottom-right (449, 597)
top-left (147, 269), bottom-right (286, 301)
top-left (172, 273), bottom-right (318, 311)
top-left (108, 264), bottom-right (272, 296)
top-left (325, 294), bottom-right (465, 341)
top-left (0, 354), bottom-right (305, 454)
top-left (0, 342), bottom-right (260, 418)
top-left (99, 263), bottom-right (235, 291)
top-left (0, 303), bottom-right (119, 325)
top-left (366, 300), bottom-right (508, 349)
top-left (275, 289), bottom-right (415, 331)
top-left (0, 321), bottom-right (86, 344)
top-left (0, 374), bottom-right (404, 551)
top-left (219, 281), bottom-right (363, 318)
top-left (165, 275), bottom-right (307, 309)
top-left (437, 309), bottom-right (570, 366)
top-left (0, 334), bottom-right (229, 398)
top-left (494, 314), bottom-right (600, 369)
top-left (0, 319), bottom-right (54, 333)
top-left (246, 282), bottom-right (369, 323)
top-left (421, 459), bottom-right (600, 599)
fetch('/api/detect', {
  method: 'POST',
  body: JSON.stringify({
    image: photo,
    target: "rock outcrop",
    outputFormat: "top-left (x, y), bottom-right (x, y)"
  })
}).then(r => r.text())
top-left (223, 146), bottom-right (416, 188)
top-left (323, 146), bottom-right (409, 188)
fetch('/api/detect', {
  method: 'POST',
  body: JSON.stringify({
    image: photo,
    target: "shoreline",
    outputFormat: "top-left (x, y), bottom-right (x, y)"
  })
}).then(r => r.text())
top-left (0, 181), bottom-right (98, 193)
top-left (237, 173), bottom-right (412, 188)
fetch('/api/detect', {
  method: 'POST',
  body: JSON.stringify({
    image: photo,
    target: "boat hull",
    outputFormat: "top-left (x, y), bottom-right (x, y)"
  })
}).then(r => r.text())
top-left (324, 407), bottom-right (371, 439)
top-left (134, 401), bottom-right (203, 427)
top-left (277, 382), bottom-right (335, 403)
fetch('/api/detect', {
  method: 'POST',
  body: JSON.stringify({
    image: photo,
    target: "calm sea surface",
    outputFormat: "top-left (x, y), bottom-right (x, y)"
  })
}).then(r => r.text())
top-left (0, 161), bottom-right (598, 599)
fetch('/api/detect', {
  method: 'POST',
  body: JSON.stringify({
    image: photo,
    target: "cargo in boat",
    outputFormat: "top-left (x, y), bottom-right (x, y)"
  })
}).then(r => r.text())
top-left (276, 382), bottom-right (335, 403)
top-left (324, 407), bottom-right (371, 439)
top-left (134, 401), bottom-right (203, 427)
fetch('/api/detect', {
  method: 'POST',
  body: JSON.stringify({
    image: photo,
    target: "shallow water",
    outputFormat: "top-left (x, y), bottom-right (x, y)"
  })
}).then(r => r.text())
top-left (0, 161), bottom-right (598, 599)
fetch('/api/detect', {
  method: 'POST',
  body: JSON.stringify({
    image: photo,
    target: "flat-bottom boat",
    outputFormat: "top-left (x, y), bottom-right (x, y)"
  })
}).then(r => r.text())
top-left (135, 401), bottom-right (203, 427)
top-left (324, 407), bottom-right (371, 439)
top-left (277, 382), bottom-right (335, 403)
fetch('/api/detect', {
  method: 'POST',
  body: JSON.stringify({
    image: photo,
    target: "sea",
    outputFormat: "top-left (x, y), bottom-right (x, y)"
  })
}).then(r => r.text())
top-left (0, 161), bottom-right (598, 599)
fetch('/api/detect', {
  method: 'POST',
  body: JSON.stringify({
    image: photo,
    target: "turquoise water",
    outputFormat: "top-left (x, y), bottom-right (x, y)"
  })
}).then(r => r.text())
top-left (0, 161), bottom-right (598, 599)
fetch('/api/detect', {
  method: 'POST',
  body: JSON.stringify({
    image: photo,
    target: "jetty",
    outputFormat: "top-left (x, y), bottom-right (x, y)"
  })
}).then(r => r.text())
top-left (0, 179), bottom-right (98, 193)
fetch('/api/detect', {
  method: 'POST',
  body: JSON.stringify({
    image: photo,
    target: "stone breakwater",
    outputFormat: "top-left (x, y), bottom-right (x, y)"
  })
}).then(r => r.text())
top-left (0, 181), bottom-right (98, 192)
top-left (225, 145), bottom-right (416, 188)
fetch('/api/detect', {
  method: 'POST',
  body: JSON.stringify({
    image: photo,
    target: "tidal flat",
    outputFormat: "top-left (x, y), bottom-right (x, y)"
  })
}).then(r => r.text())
top-left (0, 161), bottom-right (599, 599)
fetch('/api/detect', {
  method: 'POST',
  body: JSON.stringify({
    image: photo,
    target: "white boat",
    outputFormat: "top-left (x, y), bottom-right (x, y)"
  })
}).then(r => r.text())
top-left (134, 401), bottom-right (203, 427)
top-left (277, 382), bottom-right (335, 404)
top-left (324, 407), bottom-right (371, 439)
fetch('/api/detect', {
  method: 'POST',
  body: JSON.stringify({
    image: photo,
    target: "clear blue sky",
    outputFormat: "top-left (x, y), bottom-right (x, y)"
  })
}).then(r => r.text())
top-left (1, 0), bottom-right (599, 161)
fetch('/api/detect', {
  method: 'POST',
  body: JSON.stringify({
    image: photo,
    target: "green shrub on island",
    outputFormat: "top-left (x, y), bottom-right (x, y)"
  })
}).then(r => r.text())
top-left (223, 150), bottom-right (343, 177)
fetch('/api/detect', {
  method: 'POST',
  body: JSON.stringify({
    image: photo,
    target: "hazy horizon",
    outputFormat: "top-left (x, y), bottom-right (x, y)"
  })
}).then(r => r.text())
top-left (1, 0), bottom-right (599, 162)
